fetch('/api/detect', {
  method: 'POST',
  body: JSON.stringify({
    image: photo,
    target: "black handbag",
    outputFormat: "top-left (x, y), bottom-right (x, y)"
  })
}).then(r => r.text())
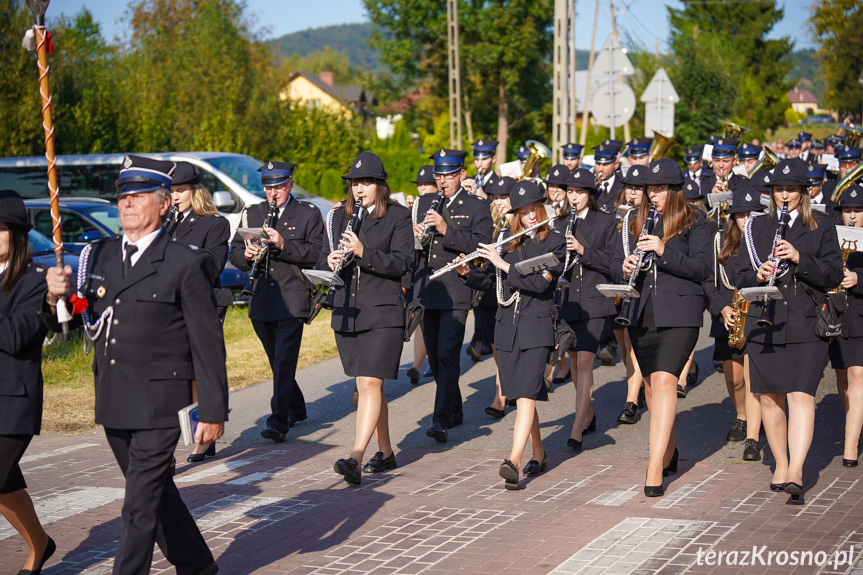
top-left (802, 283), bottom-right (846, 339)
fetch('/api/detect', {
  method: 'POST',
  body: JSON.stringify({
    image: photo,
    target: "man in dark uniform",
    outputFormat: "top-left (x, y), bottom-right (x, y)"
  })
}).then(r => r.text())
top-left (810, 139), bottom-right (825, 161)
top-left (799, 131), bottom-right (813, 162)
top-left (413, 149), bottom-right (493, 442)
top-left (786, 138), bottom-right (802, 159)
top-left (592, 142), bottom-right (623, 214)
top-left (703, 138), bottom-right (746, 199)
top-left (44, 155), bottom-right (227, 575)
top-left (625, 137), bottom-right (652, 167)
top-left (805, 163), bottom-right (837, 214)
top-left (561, 142), bottom-right (584, 171)
top-left (464, 138), bottom-right (499, 199)
top-left (736, 143), bottom-right (761, 177)
top-left (229, 162), bottom-right (324, 442)
top-left (684, 145), bottom-right (712, 198)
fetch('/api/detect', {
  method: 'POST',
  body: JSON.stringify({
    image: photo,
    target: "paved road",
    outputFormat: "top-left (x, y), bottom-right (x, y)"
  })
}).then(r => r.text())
top-left (2, 313), bottom-right (862, 574)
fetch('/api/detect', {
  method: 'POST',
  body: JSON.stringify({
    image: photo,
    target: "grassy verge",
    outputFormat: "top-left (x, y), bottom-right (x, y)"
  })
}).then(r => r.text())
top-left (769, 124), bottom-right (842, 143)
top-left (42, 306), bottom-right (338, 433)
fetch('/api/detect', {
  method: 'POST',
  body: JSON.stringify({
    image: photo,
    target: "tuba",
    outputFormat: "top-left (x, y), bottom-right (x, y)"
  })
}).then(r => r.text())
top-left (728, 289), bottom-right (750, 349)
top-left (522, 140), bottom-right (551, 185)
top-left (746, 145), bottom-right (780, 178)
top-left (831, 162), bottom-right (863, 204)
top-left (648, 131), bottom-right (679, 161)
top-left (720, 119), bottom-right (750, 140)
top-left (841, 125), bottom-right (863, 149)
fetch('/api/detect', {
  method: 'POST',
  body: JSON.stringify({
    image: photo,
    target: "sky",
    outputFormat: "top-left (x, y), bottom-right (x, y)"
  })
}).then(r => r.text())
top-left (54, 0), bottom-right (815, 52)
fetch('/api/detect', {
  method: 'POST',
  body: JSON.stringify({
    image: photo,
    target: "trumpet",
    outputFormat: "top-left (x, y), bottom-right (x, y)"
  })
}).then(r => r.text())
top-left (616, 203), bottom-right (659, 326)
top-left (416, 189), bottom-right (445, 248)
top-left (322, 199), bottom-right (363, 310)
top-left (242, 199), bottom-right (279, 296)
top-left (429, 219), bottom-right (549, 280)
top-left (756, 201), bottom-right (789, 327)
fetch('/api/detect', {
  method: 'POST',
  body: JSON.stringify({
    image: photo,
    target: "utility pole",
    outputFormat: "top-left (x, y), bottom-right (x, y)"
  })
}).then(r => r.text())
top-left (608, 0), bottom-right (630, 142)
top-left (446, 0), bottom-right (462, 148)
top-left (569, 0), bottom-right (578, 144)
top-left (579, 0), bottom-right (600, 147)
top-left (552, 0), bottom-right (577, 162)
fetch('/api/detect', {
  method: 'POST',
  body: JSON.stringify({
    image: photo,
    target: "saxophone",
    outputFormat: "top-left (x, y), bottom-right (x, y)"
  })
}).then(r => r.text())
top-left (728, 289), bottom-right (750, 350)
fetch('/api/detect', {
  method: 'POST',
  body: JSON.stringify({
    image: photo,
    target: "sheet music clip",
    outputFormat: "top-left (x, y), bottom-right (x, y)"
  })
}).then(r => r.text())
top-left (738, 286), bottom-right (782, 302)
top-left (596, 283), bottom-right (640, 299)
top-left (513, 253), bottom-right (559, 275)
top-left (301, 269), bottom-right (344, 288)
top-left (235, 227), bottom-right (269, 241)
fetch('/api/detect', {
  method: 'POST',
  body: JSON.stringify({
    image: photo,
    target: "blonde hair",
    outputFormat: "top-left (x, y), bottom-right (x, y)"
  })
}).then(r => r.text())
top-left (190, 184), bottom-right (218, 216)
top-left (769, 187), bottom-right (817, 230)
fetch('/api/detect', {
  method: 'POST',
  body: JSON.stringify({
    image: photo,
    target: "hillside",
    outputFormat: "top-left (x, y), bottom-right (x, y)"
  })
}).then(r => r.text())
top-left (269, 23), bottom-right (383, 73)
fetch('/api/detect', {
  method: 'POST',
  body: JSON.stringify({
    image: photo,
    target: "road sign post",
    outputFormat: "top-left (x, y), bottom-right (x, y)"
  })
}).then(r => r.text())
top-left (641, 68), bottom-right (679, 137)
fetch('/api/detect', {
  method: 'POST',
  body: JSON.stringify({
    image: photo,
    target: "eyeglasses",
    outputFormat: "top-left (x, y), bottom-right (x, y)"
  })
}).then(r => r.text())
top-left (435, 172), bottom-right (460, 180)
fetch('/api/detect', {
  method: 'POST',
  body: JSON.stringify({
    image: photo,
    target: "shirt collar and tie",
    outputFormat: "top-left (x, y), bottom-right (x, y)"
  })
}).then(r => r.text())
top-left (122, 227), bottom-right (162, 275)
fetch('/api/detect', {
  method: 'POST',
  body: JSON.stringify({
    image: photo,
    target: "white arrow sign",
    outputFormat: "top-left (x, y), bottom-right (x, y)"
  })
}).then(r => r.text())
top-left (590, 35), bottom-right (634, 77)
top-left (641, 68), bottom-right (679, 138)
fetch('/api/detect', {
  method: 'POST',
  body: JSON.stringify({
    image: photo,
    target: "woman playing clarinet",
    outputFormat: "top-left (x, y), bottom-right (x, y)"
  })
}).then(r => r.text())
top-left (737, 159), bottom-right (843, 499)
top-left (556, 168), bottom-right (617, 450)
top-left (317, 152), bottom-right (414, 485)
top-left (455, 181), bottom-right (566, 490)
top-left (611, 159), bottom-right (712, 497)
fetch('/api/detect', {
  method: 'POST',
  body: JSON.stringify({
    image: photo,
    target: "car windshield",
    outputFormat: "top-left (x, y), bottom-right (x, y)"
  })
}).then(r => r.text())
top-left (79, 203), bottom-right (123, 234)
top-left (204, 155), bottom-right (265, 198)
top-left (29, 229), bottom-right (56, 254)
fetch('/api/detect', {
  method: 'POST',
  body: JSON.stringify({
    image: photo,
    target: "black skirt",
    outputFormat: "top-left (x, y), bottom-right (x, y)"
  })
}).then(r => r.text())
top-left (748, 339), bottom-right (828, 396)
top-left (0, 434), bottom-right (32, 494)
top-left (335, 327), bottom-right (404, 380)
top-left (498, 346), bottom-right (550, 401)
top-left (570, 317), bottom-right (605, 353)
top-left (829, 337), bottom-right (863, 369)
top-left (713, 338), bottom-right (747, 362)
top-left (628, 293), bottom-right (698, 376)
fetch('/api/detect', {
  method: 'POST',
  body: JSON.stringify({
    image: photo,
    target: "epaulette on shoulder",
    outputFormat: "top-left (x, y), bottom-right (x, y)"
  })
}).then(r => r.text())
top-left (297, 200), bottom-right (317, 209)
top-left (29, 262), bottom-right (46, 274)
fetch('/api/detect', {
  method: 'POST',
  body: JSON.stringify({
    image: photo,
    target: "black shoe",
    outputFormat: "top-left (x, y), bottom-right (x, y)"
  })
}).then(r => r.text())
top-left (742, 438), bottom-right (761, 461)
top-left (784, 481), bottom-right (803, 501)
top-left (597, 345), bottom-right (615, 366)
top-left (583, 413), bottom-right (597, 434)
top-left (467, 344), bottom-right (482, 362)
top-left (567, 438), bottom-right (583, 450)
top-left (644, 484), bottom-right (665, 497)
top-left (714, 360), bottom-right (724, 374)
top-left (17, 536), bottom-right (55, 575)
top-left (485, 406), bottom-right (506, 418)
top-left (186, 442), bottom-right (216, 463)
top-left (552, 370), bottom-right (571, 384)
top-left (351, 386), bottom-right (359, 406)
top-left (286, 413), bottom-right (307, 428)
top-left (662, 448), bottom-right (679, 477)
top-left (423, 366), bottom-right (433, 377)
top-left (677, 384), bottom-right (687, 398)
top-left (362, 451), bottom-right (397, 473)
top-left (453, 410), bottom-right (464, 426)
top-left (523, 454), bottom-right (548, 477)
top-left (843, 458), bottom-right (859, 467)
top-left (499, 459), bottom-right (519, 490)
top-left (686, 363), bottom-right (700, 386)
top-left (726, 419), bottom-right (747, 442)
top-left (617, 402), bottom-right (641, 424)
top-left (261, 427), bottom-right (286, 442)
top-left (426, 423), bottom-right (448, 443)
top-left (769, 482), bottom-right (786, 492)
top-left (407, 367), bottom-right (421, 384)
top-left (334, 457), bottom-right (362, 485)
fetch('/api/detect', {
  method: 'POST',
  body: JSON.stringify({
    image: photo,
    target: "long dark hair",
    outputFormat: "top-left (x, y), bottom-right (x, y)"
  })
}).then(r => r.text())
top-left (628, 184), bottom-right (696, 242)
top-left (558, 188), bottom-right (599, 219)
top-left (717, 216), bottom-right (742, 265)
top-left (1, 224), bottom-right (32, 293)
top-left (344, 179), bottom-right (395, 219)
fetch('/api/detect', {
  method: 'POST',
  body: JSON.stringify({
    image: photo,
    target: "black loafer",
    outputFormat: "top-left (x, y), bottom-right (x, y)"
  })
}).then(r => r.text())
top-left (334, 457), bottom-right (362, 485)
top-left (617, 401), bottom-right (641, 424)
top-left (261, 427), bottom-right (286, 443)
top-left (843, 458), bottom-right (859, 468)
top-left (523, 454), bottom-right (548, 477)
top-left (467, 345), bottom-right (482, 362)
top-left (567, 438), bottom-right (583, 450)
top-left (597, 345), bottom-right (615, 366)
top-left (363, 451), bottom-right (397, 474)
top-left (485, 406), bottom-right (506, 418)
top-left (742, 438), bottom-right (761, 461)
top-left (407, 367), bottom-right (421, 384)
top-left (726, 419), bottom-right (747, 442)
top-left (286, 413), bottom-right (307, 428)
top-left (426, 423), bottom-right (448, 443)
top-left (644, 484), bottom-right (665, 497)
top-left (499, 459), bottom-right (519, 490)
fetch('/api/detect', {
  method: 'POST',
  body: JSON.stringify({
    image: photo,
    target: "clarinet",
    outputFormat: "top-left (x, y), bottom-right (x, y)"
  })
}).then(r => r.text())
top-left (164, 204), bottom-right (179, 236)
top-left (756, 201), bottom-right (790, 327)
top-left (616, 203), bottom-right (659, 326)
top-left (417, 189), bottom-right (445, 247)
top-left (554, 209), bottom-right (580, 308)
top-left (241, 199), bottom-right (278, 296)
top-left (322, 199), bottom-right (363, 310)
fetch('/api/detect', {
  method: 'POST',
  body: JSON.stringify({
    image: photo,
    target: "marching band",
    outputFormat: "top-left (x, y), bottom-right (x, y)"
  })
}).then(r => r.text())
top-left (3, 125), bottom-right (863, 572)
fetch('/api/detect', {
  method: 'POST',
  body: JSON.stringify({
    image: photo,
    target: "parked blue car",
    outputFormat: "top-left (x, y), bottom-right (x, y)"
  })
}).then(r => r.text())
top-left (29, 229), bottom-right (79, 276)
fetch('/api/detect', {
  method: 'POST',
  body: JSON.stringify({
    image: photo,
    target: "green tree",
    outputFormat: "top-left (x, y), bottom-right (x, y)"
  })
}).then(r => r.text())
top-left (667, 0), bottom-right (794, 137)
top-left (809, 1), bottom-right (863, 118)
